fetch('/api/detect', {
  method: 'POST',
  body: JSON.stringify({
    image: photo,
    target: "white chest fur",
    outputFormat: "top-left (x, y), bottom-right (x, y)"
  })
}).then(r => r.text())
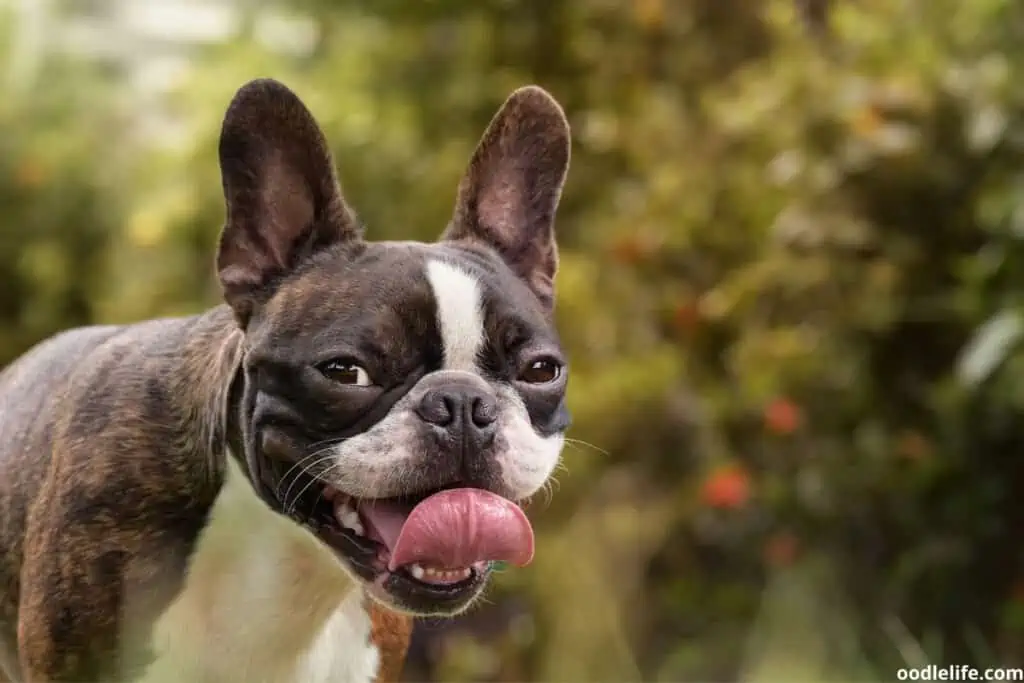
top-left (139, 456), bottom-right (379, 683)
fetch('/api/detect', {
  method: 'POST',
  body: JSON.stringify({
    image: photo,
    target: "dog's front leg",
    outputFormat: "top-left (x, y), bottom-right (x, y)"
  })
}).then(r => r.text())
top-left (16, 458), bottom-right (209, 682)
top-left (18, 527), bottom-right (195, 683)
top-left (18, 537), bottom-right (130, 683)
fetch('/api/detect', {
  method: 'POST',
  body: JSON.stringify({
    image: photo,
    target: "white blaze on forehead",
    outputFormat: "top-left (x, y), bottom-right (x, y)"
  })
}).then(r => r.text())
top-left (426, 259), bottom-right (485, 371)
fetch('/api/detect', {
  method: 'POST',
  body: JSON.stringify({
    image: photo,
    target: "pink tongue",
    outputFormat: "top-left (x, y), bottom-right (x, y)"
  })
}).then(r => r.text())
top-left (357, 489), bottom-right (535, 572)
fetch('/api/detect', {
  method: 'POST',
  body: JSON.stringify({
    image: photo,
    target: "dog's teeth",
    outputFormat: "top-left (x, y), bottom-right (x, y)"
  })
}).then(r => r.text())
top-left (341, 512), bottom-right (363, 536)
top-left (334, 500), bottom-right (364, 536)
top-left (408, 564), bottom-right (471, 583)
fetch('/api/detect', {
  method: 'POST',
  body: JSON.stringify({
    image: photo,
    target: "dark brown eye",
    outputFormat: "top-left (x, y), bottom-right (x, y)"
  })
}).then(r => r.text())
top-left (317, 360), bottom-right (373, 387)
top-left (519, 358), bottom-right (562, 384)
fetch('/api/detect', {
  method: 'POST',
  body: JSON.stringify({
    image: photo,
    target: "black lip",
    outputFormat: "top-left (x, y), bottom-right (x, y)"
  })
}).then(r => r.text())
top-left (384, 563), bottom-right (491, 612)
top-left (308, 517), bottom-right (381, 580)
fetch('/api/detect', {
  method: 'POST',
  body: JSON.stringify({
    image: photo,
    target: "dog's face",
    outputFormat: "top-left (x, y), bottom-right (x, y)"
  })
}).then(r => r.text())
top-left (215, 80), bottom-right (571, 615)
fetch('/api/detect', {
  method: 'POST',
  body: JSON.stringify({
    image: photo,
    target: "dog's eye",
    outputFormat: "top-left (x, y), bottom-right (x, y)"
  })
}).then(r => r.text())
top-left (518, 358), bottom-right (562, 384)
top-left (317, 360), bottom-right (373, 387)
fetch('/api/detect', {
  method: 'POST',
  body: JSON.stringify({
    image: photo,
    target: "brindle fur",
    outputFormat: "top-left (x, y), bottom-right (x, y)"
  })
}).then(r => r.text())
top-left (0, 78), bottom-right (570, 682)
top-left (0, 311), bottom-right (243, 681)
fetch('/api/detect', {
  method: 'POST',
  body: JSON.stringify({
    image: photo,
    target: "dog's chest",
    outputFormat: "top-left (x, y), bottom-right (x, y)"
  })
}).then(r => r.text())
top-left (139, 456), bottom-right (379, 683)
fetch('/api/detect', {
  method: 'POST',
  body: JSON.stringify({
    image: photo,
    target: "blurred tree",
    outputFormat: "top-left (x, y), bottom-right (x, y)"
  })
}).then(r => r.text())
top-left (5, 0), bottom-right (1024, 680)
top-left (0, 15), bottom-right (125, 364)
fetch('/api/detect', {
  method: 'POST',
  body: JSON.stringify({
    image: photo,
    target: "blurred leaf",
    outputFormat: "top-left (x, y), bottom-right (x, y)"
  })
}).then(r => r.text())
top-left (957, 309), bottom-right (1024, 387)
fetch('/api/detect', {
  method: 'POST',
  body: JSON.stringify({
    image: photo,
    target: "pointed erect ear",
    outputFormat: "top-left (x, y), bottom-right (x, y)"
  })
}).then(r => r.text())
top-left (442, 86), bottom-right (571, 310)
top-left (216, 78), bottom-right (360, 325)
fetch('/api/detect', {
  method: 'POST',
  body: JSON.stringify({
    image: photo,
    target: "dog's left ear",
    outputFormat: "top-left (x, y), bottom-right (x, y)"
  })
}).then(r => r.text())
top-left (443, 86), bottom-right (571, 310)
top-left (216, 78), bottom-right (361, 326)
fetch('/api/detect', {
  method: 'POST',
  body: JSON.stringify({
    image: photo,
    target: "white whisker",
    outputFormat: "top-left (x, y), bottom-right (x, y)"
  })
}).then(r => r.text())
top-left (278, 452), bottom-right (341, 511)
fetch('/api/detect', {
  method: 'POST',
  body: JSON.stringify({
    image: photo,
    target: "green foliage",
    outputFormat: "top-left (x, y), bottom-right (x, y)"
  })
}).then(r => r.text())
top-left (0, 40), bottom-right (123, 362)
top-left (6, 0), bottom-right (1024, 680)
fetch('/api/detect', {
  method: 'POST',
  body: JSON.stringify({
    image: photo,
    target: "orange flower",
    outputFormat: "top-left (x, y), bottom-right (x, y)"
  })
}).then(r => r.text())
top-left (608, 236), bottom-right (645, 265)
top-left (672, 301), bottom-right (701, 335)
top-left (895, 430), bottom-right (931, 461)
top-left (763, 532), bottom-right (800, 567)
top-left (15, 158), bottom-right (46, 189)
top-left (764, 398), bottom-right (803, 435)
top-left (701, 464), bottom-right (751, 509)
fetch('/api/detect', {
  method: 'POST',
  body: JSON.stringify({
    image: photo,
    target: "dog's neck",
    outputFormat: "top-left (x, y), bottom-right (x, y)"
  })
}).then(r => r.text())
top-left (147, 452), bottom-right (378, 682)
top-left (167, 306), bottom-right (247, 478)
top-left (139, 306), bottom-right (400, 682)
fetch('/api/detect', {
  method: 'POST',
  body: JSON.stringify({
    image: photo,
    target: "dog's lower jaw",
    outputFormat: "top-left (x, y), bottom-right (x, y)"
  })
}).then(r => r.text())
top-left (141, 455), bottom-right (387, 683)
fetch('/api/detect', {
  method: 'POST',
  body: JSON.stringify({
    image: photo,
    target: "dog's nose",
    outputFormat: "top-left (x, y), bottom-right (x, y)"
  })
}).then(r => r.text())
top-left (416, 386), bottom-right (498, 441)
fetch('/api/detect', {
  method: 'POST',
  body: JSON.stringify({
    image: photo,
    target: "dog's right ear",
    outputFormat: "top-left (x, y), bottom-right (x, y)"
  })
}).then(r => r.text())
top-left (216, 78), bottom-right (360, 326)
top-left (442, 86), bottom-right (570, 311)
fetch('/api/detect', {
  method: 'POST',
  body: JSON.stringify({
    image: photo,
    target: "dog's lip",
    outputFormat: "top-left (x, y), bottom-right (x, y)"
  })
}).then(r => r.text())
top-left (322, 482), bottom-right (534, 572)
top-left (373, 560), bottom-right (490, 609)
top-left (319, 485), bottom-right (496, 573)
top-left (293, 481), bottom-right (492, 607)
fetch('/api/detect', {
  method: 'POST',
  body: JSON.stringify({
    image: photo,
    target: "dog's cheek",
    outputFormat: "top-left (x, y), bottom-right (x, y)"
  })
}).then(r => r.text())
top-left (327, 412), bottom-right (423, 498)
top-left (496, 419), bottom-right (564, 500)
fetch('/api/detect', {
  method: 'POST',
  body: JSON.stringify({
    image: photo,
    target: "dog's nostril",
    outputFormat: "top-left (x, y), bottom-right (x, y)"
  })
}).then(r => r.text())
top-left (442, 396), bottom-right (458, 422)
top-left (417, 387), bottom-right (498, 433)
top-left (416, 390), bottom-right (455, 427)
top-left (471, 397), bottom-right (498, 428)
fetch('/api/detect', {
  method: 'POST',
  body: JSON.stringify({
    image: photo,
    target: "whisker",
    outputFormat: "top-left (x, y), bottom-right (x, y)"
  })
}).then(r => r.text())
top-left (303, 435), bottom-right (352, 452)
top-left (275, 441), bottom-right (349, 500)
top-left (280, 454), bottom-right (346, 515)
top-left (541, 476), bottom-right (559, 507)
top-left (278, 452), bottom-right (340, 508)
top-left (302, 462), bottom-right (347, 517)
top-left (286, 466), bottom-right (336, 517)
top-left (564, 437), bottom-right (609, 456)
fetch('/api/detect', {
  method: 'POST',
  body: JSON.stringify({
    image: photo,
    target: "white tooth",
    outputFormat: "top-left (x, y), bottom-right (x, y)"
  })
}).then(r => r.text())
top-left (340, 510), bottom-right (364, 536)
top-left (334, 499), bottom-right (365, 536)
top-left (410, 564), bottom-right (425, 580)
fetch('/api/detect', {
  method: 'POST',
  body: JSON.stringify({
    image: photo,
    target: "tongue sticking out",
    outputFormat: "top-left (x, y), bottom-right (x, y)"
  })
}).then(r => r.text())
top-left (355, 489), bottom-right (535, 573)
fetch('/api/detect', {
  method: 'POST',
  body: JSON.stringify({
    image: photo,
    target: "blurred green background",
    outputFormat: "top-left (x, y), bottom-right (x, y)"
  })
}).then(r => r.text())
top-left (4, 0), bottom-right (1024, 680)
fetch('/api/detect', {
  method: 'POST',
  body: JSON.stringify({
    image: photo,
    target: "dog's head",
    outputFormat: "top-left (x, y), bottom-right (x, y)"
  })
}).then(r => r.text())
top-left (215, 79), bottom-right (570, 615)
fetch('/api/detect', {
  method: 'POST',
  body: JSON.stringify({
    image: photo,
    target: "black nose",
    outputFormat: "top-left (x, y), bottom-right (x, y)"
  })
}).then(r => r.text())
top-left (416, 385), bottom-right (498, 443)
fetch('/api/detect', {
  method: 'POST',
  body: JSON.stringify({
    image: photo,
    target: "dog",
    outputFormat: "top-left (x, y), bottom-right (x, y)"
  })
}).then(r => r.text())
top-left (0, 78), bottom-right (571, 682)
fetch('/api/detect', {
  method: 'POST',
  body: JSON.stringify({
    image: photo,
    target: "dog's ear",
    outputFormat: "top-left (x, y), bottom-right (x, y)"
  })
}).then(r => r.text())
top-left (443, 86), bottom-right (571, 310)
top-left (216, 78), bottom-right (360, 325)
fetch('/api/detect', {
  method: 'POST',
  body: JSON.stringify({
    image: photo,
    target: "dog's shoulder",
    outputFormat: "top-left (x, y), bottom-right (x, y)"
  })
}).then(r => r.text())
top-left (0, 313), bottom-right (230, 502)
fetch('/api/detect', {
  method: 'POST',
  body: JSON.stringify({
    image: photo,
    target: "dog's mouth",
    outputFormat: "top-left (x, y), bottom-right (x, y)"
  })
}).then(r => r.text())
top-left (287, 475), bottom-right (535, 613)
